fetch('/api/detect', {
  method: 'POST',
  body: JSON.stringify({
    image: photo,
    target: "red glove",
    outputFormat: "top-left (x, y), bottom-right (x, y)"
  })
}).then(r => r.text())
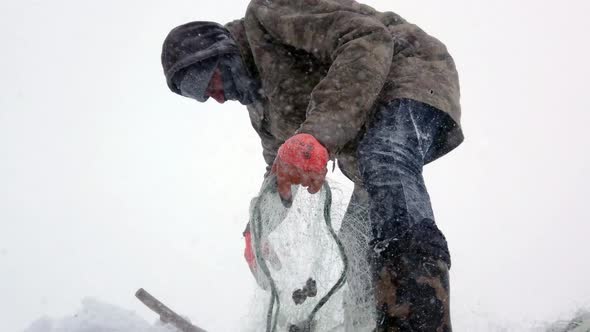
top-left (244, 230), bottom-right (281, 289)
top-left (244, 230), bottom-right (256, 271)
top-left (271, 133), bottom-right (329, 203)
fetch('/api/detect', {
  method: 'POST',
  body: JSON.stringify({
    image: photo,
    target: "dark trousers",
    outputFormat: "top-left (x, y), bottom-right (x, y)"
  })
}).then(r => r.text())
top-left (340, 99), bottom-right (452, 331)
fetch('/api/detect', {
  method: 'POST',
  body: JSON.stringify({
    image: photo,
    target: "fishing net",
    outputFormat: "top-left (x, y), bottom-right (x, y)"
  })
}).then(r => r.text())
top-left (244, 177), bottom-right (376, 332)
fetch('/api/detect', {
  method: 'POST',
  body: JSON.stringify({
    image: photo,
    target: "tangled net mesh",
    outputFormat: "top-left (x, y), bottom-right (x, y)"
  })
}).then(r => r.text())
top-left (244, 178), bottom-right (376, 332)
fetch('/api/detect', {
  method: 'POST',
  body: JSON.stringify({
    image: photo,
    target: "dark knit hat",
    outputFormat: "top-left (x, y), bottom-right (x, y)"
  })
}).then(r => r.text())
top-left (161, 21), bottom-right (240, 94)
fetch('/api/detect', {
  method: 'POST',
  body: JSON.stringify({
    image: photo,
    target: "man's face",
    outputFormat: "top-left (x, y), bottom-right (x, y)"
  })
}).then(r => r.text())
top-left (206, 67), bottom-right (225, 104)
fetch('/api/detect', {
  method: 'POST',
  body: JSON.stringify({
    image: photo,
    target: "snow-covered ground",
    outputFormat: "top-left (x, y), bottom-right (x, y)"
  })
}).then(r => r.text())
top-left (24, 299), bottom-right (175, 332)
top-left (23, 298), bottom-right (590, 332)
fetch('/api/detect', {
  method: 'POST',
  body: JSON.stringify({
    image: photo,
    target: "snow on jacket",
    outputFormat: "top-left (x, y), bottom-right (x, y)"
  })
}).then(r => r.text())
top-left (227, 0), bottom-right (463, 183)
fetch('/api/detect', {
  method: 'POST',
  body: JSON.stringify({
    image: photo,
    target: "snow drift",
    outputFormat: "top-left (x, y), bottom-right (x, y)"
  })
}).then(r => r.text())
top-left (24, 298), bottom-right (176, 332)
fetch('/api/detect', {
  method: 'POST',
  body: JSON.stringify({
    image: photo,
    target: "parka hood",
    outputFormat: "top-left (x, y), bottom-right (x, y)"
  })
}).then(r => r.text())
top-left (161, 21), bottom-right (240, 94)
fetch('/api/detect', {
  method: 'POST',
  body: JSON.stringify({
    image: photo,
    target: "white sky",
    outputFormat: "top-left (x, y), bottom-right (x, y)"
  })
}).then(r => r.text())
top-left (1, 0), bottom-right (589, 331)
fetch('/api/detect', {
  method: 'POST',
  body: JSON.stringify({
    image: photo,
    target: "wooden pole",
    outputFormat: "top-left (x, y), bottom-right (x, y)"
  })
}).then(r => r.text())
top-left (135, 288), bottom-right (207, 332)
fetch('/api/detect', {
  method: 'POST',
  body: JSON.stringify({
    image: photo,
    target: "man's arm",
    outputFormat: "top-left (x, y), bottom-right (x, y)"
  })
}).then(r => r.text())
top-left (244, 101), bottom-right (282, 177)
top-left (246, 0), bottom-right (394, 153)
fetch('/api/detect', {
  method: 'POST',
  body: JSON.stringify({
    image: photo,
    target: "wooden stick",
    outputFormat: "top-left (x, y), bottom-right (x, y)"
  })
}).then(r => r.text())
top-left (135, 288), bottom-right (207, 332)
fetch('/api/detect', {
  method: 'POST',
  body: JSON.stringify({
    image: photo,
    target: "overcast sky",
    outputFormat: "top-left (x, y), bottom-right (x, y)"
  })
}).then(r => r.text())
top-left (1, 0), bottom-right (589, 331)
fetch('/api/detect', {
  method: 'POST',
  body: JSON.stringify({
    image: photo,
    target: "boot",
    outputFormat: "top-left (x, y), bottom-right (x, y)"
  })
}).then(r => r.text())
top-left (373, 253), bottom-right (452, 332)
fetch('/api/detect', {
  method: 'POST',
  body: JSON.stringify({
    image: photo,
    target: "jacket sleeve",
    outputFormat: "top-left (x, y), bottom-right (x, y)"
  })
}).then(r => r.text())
top-left (247, 0), bottom-right (394, 153)
top-left (246, 102), bottom-right (282, 177)
top-left (260, 129), bottom-right (281, 177)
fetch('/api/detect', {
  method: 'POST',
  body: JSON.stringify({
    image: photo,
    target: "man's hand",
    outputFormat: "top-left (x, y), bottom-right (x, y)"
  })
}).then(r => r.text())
top-left (244, 230), bottom-right (281, 290)
top-left (271, 134), bottom-right (329, 204)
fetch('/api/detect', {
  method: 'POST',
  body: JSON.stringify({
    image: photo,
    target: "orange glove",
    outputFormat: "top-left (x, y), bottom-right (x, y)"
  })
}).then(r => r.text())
top-left (271, 134), bottom-right (329, 204)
